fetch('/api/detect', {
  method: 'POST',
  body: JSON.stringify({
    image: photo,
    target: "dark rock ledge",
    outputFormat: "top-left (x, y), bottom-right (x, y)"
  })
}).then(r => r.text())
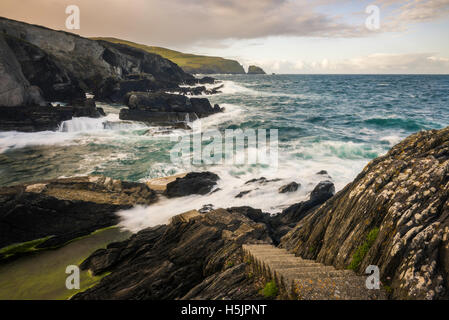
top-left (0, 176), bottom-right (157, 259)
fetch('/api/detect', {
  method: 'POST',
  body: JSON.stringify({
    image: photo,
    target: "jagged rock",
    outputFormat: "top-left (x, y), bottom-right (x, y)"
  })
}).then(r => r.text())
top-left (0, 17), bottom-right (194, 101)
top-left (93, 74), bottom-right (158, 103)
top-left (173, 84), bottom-right (224, 96)
top-left (73, 208), bottom-right (272, 299)
top-left (279, 182), bottom-right (300, 193)
top-left (281, 126), bottom-right (449, 300)
top-left (165, 172), bottom-right (220, 197)
top-left (185, 77), bottom-right (216, 85)
top-left (124, 92), bottom-right (220, 116)
top-left (3, 34), bottom-right (85, 102)
top-left (181, 263), bottom-right (263, 300)
top-left (244, 177), bottom-right (281, 185)
top-left (119, 92), bottom-right (222, 126)
top-left (0, 176), bottom-right (157, 256)
top-left (0, 98), bottom-right (104, 132)
top-left (247, 65), bottom-right (266, 75)
top-left (119, 109), bottom-right (197, 127)
top-left (0, 35), bottom-right (46, 107)
top-left (235, 190), bottom-right (252, 198)
top-left (309, 180), bottom-right (335, 203)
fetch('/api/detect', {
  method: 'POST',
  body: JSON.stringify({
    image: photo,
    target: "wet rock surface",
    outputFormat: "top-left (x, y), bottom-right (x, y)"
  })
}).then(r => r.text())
top-left (119, 92), bottom-right (222, 127)
top-left (0, 176), bottom-right (157, 253)
top-left (73, 208), bottom-right (271, 299)
top-left (0, 17), bottom-right (197, 131)
top-left (0, 99), bottom-right (104, 132)
top-left (165, 172), bottom-right (220, 198)
top-left (281, 126), bottom-right (449, 300)
top-left (279, 182), bottom-right (300, 193)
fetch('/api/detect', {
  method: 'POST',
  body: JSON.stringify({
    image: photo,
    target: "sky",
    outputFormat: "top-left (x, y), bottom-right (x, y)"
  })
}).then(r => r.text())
top-left (1, 0), bottom-right (449, 74)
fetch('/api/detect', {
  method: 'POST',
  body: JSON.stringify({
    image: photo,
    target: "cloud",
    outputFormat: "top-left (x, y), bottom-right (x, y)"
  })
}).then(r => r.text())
top-left (0, 0), bottom-right (375, 47)
top-left (376, 0), bottom-right (449, 31)
top-left (247, 53), bottom-right (449, 74)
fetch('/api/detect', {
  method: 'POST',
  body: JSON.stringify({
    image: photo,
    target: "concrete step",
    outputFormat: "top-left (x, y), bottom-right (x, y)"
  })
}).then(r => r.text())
top-left (243, 244), bottom-right (387, 300)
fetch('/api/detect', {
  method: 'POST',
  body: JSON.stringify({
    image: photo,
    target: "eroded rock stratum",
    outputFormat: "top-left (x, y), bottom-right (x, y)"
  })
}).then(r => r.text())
top-left (281, 126), bottom-right (449, 299)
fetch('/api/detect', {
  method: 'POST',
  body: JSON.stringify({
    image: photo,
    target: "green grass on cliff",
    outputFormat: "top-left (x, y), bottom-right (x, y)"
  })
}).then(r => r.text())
top-left (91, 37), bottom-right (245, 74)
top-left (348, 227), bottom-right (380, 271)
top-left (261, 280), bottom-right (278, 298)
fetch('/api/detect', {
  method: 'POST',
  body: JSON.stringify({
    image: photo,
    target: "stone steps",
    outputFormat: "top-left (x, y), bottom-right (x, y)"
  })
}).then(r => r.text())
top-left (243, 244), bottom-right (387, 300)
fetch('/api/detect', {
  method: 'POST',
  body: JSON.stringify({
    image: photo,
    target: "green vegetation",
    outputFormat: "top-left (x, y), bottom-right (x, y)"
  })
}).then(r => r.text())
top-left (261, 280), bottom-right (278, 298)
top-left (348, 227), bottom-right (380, 271)
top-left (0, 227), bottom-right (129, 300)
top-left (0, 236), bottom-right (53, 260)
top-left (92, 37), bottom-right (245, 74)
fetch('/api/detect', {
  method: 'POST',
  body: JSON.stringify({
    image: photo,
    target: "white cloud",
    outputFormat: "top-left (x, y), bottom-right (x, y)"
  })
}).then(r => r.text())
top-left (245, 53), bottom-right (449, 74)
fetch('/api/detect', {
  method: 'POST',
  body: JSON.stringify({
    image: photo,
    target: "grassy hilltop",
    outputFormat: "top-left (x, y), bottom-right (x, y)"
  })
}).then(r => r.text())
top-left (91, 37), bottom-right (245, 74)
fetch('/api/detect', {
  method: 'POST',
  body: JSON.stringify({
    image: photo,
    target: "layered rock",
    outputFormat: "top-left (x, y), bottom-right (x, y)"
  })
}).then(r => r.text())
top-left (73, 208), bottom-right (271, 299)
top-left (0, 17), bottom-right (193, 95)
top-left (0, 176), bottom-right (157, 257)
top-left (281, 126), bottom-right (449, 300)
top-left (119, 92), bottom-right (222, 126)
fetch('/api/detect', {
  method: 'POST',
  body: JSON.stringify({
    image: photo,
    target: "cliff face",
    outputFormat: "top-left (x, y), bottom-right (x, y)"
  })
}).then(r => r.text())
top-left (92, 38), bottom-right (246, 75)
top-left (0, 35), bottom-right (46, 106)
top-left (0, 17), bottom-right (194, 105)
top-left (281, 126), bottom-right (449, 299)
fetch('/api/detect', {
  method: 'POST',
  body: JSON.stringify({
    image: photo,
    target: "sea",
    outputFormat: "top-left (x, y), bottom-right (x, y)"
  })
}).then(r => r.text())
top-left (1, 74), bottom-right (448, 232)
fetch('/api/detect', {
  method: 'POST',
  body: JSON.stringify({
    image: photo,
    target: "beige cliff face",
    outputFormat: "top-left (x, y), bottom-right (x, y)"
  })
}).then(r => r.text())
top-left (281, 126), bottom-right (449, 300)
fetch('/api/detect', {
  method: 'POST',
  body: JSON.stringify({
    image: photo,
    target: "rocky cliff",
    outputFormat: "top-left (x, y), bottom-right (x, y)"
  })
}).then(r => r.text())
top-left (0, 17), bottom-right (194, 106)
top-left (92, 38), bottom-right (246, 75)
top-left (281, 126), bottom-right (449, 299)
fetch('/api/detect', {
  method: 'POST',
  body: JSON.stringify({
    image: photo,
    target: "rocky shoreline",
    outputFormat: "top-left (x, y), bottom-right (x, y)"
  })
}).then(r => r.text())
top-left (1, 16), bottom-right (448, 301)
top-left (0, 17), bottom-right (222, 132)
top-left (1, 126), bottom-right (447, 299)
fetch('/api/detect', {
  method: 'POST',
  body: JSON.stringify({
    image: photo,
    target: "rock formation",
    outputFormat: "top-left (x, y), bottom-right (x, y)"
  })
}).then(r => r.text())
top-left (165, 172), bottom-right (220, 197)
top-left (119, 92), bottom-right (222, 126)
top-left (281, 126), bottom-right (449, 299)
top-left (0, 176), bottom-right (157, 259)
top-left (73, 208), bottom-right (272, 299)
top-left (247, 65), bottom-right (266, 75)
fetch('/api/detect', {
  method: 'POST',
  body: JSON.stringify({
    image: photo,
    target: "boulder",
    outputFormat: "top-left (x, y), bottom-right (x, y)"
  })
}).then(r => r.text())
top-left (165, 172), bottom-right (220, 197)
top-left (119, 92), bottom-right (222, 126)
top-left (0, 35), bottom-right (46, 106)
top-left (281, 126), bottom-right (449, 299)
top-left (279, 182), bottom-right (300, 193)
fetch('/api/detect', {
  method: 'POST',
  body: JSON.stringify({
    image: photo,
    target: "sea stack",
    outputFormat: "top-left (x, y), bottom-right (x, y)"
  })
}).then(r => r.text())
top-left (247, 65), bottom-right (266, 75)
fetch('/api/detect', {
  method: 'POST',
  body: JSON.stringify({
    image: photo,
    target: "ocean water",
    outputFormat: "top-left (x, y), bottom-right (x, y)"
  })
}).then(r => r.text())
top-left (1, 75), bottom-right (448, 231)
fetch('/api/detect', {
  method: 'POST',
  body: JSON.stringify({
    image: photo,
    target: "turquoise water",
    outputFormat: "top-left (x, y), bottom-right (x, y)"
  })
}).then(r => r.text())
top-left (0, 75), bottom-right (448, 222)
